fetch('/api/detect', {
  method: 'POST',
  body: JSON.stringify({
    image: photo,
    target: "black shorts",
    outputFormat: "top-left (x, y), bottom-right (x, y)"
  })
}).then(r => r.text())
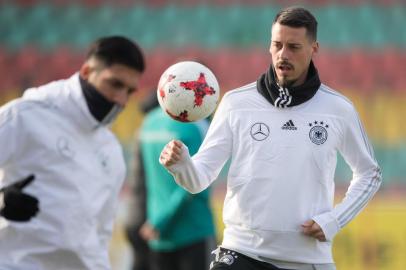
top-left (210, 248), bottom-right (292, 270)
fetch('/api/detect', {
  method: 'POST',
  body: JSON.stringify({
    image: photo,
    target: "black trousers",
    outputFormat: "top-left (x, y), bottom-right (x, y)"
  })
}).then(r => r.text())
top-left (210, 248), bottom-right (293, 270)
top-left (149, 239), bottom-right (212, 270)
top-left (125, 225), bottom-right (150, 270)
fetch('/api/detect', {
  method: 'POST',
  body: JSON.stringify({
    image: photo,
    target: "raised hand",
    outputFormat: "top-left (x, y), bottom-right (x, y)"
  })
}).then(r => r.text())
top-left (159, 140), bottom-right (184, 167)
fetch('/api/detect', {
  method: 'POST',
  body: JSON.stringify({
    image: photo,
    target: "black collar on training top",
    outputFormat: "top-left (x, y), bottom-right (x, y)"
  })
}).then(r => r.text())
top-left (79, 76), bottom-right (115, 123)
top-left (256, 60), bottom-right (321, 108)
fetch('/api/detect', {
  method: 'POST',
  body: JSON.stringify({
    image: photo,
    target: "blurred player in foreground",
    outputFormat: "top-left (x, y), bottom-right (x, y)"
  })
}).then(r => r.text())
top-left (0, 36), bottom-right (145, 270)
top-left (138, 91), bottom-right (216, 270)
top-left (160, 6), bottom-right (381, 270)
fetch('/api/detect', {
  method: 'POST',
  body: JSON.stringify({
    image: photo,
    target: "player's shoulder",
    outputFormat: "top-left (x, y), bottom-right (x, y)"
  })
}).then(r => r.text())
top-left (221, 82), bottom-right (261, 107)
top-left (0, 97), bottom-right (51, 120)
top-left (318, 84), bottom-right (352, 104)
top-left (316, 84), bottom-right (356, 114)
top-left (0, 99), bottom-right (54, 133)
top-left (224, 82), bottom-right (257, 99)
top-left (220, 81), bottom-right (272, 113)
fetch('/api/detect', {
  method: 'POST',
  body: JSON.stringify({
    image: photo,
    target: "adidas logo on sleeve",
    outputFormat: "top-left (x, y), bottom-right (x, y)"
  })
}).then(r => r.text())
top-left (282, 120), bottom-right (297, 130)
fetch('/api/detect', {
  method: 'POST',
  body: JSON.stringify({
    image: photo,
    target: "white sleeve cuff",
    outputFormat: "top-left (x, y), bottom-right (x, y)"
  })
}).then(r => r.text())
top-left (165, 143), bottom-right (191, 173)
top-left (312, 212), bottom-right (341, 241)
top-left (163, 144), bottom-right (205, 194)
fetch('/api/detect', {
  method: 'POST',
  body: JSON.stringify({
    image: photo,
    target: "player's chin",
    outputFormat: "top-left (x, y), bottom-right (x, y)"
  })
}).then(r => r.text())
top-left (277, 78), bottom-right (292, 87)
top-left (276, 72), bottom-right (290, 81)
top-left (281, 75), bottom-right (301, 88)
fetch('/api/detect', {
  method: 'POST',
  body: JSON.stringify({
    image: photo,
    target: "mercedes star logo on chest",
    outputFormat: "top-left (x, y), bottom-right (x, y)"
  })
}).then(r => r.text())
top-left (250, 122), bottom-right (270, 141)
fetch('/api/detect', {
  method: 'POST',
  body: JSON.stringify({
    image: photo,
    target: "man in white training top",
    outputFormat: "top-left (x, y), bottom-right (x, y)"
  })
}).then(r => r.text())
top-left (160, 6), bottom-right (381, 270)
top-left (0, 36), bottom-right (145, 270)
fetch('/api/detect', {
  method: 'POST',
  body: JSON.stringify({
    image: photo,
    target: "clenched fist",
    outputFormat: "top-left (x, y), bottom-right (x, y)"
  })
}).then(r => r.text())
top-left (159, 140), bottom-right (184, 167)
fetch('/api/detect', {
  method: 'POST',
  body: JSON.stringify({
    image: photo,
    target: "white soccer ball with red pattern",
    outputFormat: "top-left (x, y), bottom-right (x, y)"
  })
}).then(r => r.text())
top-left (157, 61), bottom-right (220, 122)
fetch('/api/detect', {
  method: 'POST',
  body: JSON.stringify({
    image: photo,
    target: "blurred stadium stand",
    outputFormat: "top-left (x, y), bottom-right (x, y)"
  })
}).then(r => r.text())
top-left (1, 1), bottom-right (405, 269)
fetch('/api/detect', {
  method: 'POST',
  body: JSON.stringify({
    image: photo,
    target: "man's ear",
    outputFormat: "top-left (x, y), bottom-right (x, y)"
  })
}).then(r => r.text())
top-left (312, 41), bottom-right (319, 54)
top-left (79, 62), bottom-right (91, 79)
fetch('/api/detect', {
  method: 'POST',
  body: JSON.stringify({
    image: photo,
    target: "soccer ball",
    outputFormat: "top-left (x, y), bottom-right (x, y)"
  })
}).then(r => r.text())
top-left (157, 61), bottom-right (220, 122)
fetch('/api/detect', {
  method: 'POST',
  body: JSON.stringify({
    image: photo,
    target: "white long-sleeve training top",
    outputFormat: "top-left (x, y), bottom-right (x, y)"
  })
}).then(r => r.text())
top-left (0, 74), bottom-right (126, 270)
top-left (165, 82), bottom-right (381, 264)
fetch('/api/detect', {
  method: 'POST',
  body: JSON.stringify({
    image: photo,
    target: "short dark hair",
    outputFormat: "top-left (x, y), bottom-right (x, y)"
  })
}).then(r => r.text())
top-left (273, 7), bottom-right (318, 41)
top-left (87, 36), bottom-right (145, 73)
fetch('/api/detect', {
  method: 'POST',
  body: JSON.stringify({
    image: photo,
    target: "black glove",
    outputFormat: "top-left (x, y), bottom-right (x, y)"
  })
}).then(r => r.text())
top-left (0, 174), bottom-right (39, 222)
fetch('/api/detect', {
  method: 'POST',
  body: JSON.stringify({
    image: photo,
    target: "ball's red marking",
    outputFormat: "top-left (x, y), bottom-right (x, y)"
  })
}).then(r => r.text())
top-left (180, 73), bottom-right (216, 107)
top-left (166, 109), bottom-right (190, 122)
